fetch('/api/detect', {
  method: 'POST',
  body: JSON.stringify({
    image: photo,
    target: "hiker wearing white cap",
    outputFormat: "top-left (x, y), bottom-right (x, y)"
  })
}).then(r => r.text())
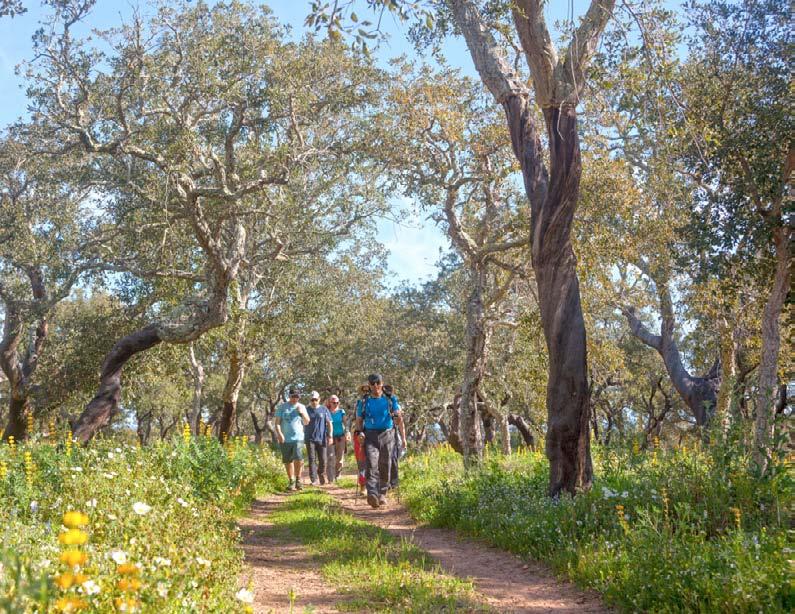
top-left (304, 390), bottom-right (333, 485)
top-left (326, 394), bottom-right (349, 482)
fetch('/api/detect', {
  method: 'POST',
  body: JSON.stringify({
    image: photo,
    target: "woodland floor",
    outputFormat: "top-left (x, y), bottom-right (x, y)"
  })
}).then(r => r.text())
top-left (239, 470), bottom-right (609, 613)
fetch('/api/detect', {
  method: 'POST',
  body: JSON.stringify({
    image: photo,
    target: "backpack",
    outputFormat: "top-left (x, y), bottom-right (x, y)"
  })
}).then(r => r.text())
top-left (359, 392), bottom-right (398, 425)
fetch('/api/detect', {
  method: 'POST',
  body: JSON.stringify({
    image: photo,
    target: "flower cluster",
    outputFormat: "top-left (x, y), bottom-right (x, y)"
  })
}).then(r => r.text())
top-left (54, 510), bottom-right (94, 612)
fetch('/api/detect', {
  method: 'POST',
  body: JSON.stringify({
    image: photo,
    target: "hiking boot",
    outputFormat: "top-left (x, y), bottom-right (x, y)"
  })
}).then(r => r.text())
top-left (295, 480), bottom-right (303, 490)
top-left (378, 495), bottom-right (387, 507)
top-left (310, 480), bottom-right (319, 486)
top-left (319, 476), bottom-right (326, 485)
top-left (367, 493), bottom-right (380, 509)
top-left (287, 482), bottom-right (297, 492)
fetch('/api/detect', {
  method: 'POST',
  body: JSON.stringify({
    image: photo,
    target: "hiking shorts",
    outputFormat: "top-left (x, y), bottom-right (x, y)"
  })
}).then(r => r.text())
top-left (280, 441), bottom-right (303, 464)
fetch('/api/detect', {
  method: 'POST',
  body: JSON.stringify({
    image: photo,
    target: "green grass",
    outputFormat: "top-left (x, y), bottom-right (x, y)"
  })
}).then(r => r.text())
top-left (268, 491), bottom-right (490, 613)
top-left (400, 443), bottom-right (793, 613)
top-left (335, 476), bottom-right (357, 489)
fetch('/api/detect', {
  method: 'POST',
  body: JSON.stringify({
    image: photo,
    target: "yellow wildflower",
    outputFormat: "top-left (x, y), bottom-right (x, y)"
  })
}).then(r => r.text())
top-left (63, 511), bottom-right (89, 528)
top-left (117, 577), bottom-right (142, 592)
top-left (54, 572), bottom-right (75, 590)
top-left (117, 563), bottom-right (140, 576)
top-left (114, 596), bottom-right (140, 612)
top-left (59, 529), bottom-right (89, 546)
top-left (55, 596), bottom-right (88, 612)
top-left (60, 549), bottom-right (88, 568)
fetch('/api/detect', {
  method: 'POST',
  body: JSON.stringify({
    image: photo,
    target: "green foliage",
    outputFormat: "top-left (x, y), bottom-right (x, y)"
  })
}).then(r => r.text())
top-left (0, 435), bottom-right (285, 612)
top-left (268, 490), bottom-right (490, 612)
top-left (401, 444), bottom-right (792, 612)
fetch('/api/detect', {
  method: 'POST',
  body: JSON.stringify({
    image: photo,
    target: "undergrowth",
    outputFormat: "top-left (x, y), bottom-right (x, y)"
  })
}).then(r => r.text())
top-left (400, 442), bottom-right (792, 613)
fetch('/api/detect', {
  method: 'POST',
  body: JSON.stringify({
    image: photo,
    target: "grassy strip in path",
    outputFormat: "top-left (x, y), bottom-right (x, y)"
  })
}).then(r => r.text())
top-left (269, 490), bottom-right (490, 613)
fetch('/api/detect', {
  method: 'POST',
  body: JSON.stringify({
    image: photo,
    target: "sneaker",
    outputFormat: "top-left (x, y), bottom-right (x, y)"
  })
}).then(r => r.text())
top-left (295, 480), bottom-right (303, 490)
top-left (310, 480), bottom-right (319, 487)
top-left (319, 476), bottom-right (326, 485)
top-left (287, 482), bottom-right (297, 492)
top-left (367, 493), bottom-right (379, 509)
top-left (378, 495), bottom-right (387, 507)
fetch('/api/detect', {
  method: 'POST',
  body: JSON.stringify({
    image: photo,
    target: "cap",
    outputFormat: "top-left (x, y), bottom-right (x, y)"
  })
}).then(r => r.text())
top-left (310, 390), bottom-right (320, 400)
top-left (328, 395), bottom-right (339, 402)
top-left (288, 388), bottom-right (299, 397)
top-left (367, 373), bottom-right (383, 384)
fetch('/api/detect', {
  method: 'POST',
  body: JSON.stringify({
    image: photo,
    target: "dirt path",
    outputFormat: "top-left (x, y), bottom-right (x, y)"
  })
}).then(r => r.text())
top-left (240, 480), bottom-right (609, 613)
top-left (238, 493), bottom-right (346, 613)
top-left (323, 481), bottom-right (609, 614)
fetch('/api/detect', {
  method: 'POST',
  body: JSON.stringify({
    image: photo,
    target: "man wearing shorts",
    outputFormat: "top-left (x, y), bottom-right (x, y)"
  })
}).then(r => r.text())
top-left (275, 388), bottom-right (310, 491)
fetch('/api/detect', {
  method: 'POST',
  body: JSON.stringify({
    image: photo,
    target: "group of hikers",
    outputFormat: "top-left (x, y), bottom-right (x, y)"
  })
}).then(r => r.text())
top-left (274, 373), bottom-right (407, 508)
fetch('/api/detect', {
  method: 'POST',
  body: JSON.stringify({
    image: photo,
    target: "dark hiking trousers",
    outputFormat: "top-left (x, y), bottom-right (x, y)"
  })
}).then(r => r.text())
top-left (364, 429), bottom-right (395, 497)
top-left (305, 441), bottom-right (327, 484)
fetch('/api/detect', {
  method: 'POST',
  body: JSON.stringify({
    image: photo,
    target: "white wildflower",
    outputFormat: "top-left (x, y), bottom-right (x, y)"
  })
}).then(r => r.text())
top-left (110, 549), bottom-right (128, 564)
top-left (133, 501), bottom-right (152, 515)
top-left (80, 579), bottom-right (100, 595)
top-left (86, 498), bottom-right (97, 508)
top-left (195, 557), bottom-right (211, 567)
top-left (157, 582), bottom-right (168, 598)
top-left (235, 588), bottom-right (255, 604)
top-left (177, 498), bottom-right (188, 508)
top-left (153, 556), bottom-right (172, 567)
top-left (30, 501), bottom-right (38, 513)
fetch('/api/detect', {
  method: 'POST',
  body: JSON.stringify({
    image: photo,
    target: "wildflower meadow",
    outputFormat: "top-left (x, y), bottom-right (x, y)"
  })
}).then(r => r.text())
top-left (0, 427), bottom-right (284, 613)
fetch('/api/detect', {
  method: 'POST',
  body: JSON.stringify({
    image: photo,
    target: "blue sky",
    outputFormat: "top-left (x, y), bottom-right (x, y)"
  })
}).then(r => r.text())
top-left (0, 1), bottom-right (643, 287)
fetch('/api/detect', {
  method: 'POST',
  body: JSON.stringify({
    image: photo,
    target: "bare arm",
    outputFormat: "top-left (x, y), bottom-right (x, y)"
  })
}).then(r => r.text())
top-left (274, 416), bottom-right (284, 443)
top-left (395, 413), bottom-right (407, 450)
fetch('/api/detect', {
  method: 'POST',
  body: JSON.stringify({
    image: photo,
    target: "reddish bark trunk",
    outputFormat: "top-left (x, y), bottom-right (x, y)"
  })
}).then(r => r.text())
top-left (72, 325), bottom-right (162, 442)
top-left (504, 99), bottom-right (592, 496)
top-left (508, 413), bottom-right (536, 450)
top-left (217, 350), bottom-right (245, 441)
top-left (2, 396), bottom-right (29, 441)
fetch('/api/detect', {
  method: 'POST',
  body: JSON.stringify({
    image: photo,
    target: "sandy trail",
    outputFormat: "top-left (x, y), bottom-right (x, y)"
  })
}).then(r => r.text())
top-left (239, 475), bottom-right (610, 613)
top-left (323, 481), bottom-right (609, 614)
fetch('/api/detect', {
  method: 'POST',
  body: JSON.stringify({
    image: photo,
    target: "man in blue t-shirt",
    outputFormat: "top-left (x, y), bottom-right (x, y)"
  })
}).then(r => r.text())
top-left (355, 373), bottom-right (407, 508)
top-left (275, 388), bottom-right (310, 491)
top-left (304, 391), bottom-right (333, 485)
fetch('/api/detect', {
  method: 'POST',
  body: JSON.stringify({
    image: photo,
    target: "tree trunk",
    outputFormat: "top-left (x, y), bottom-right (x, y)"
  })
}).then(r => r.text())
top-left (446, 394), bottom-right (464, 454)
top-left (459, 267), bottom-right (489, 465)
top-left (72, 222), bottom-right (245, 443)
top-left (508, 413), bottom-right (536, 450)
top-left (72, 325), bottom-right (162, 442)
top-left (482, 411), bottom-right (496, 445)
top-left (623, 274), bottom-right (720, 427)
top-left (753, 226), bottom-right (790, 471)
top-left (217, 349), bottom-right (246, 442)
top-left (499, 415), bottom-right (511, 455)
top-left (3, 396), bottom-right (29, 441)
top-left (136, 411), bottom-right (152, 446)
top-left (528, 106), bottom-right (592, 496)
top-left (449, 0), bottom-right (617, 496)
top-left (187, 343), bottom-right (205, 435)
top-left (714, 320), bottom-right (737, 433)
top-left (0, 277), bottom-right (48, 441)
